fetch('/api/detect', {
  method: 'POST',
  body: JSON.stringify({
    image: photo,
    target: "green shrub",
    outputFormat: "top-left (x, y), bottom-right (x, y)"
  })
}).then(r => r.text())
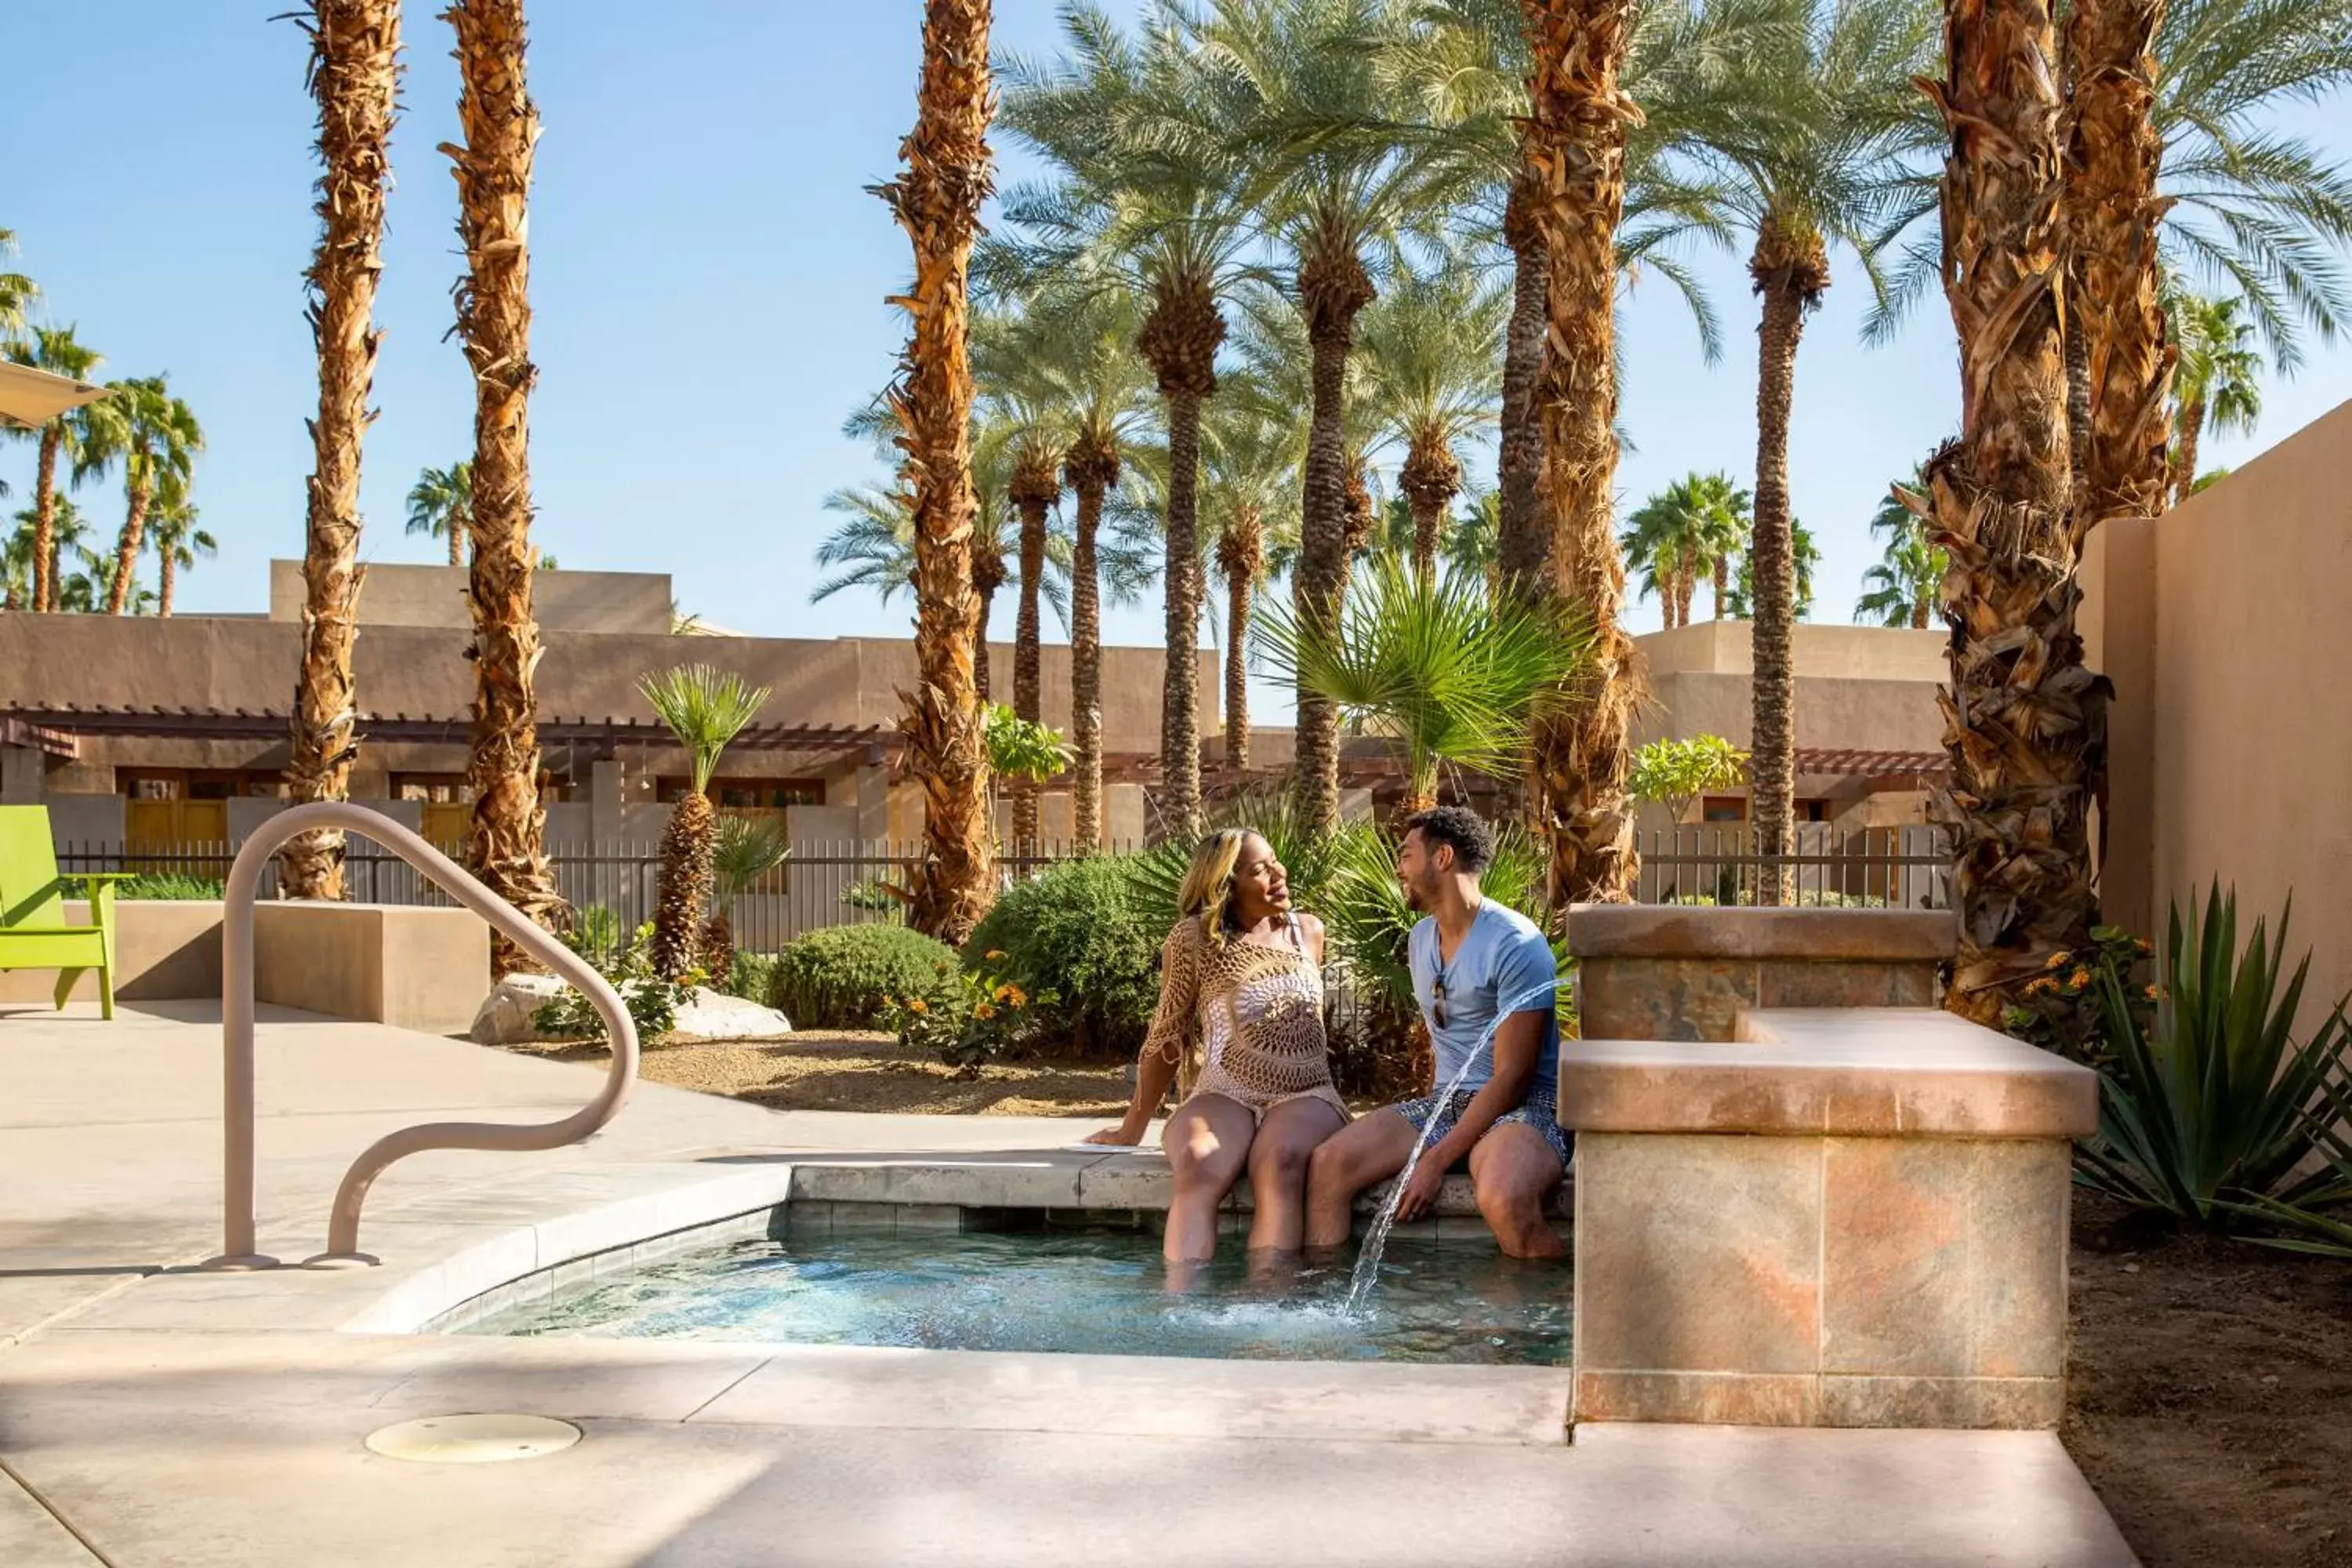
top-left (532, 919), bottom-right (689, 1044)
top-left (2078, 884), bottom-right (2352, 1229)
top-left (769, 924), bottom-right (960, 1029)
top-left (118, 872), bottom-right (226, 900)
top-left (968, 855), bottom-right (1163, 1058)
top-left (724, 951), bottom-right (775, 1004)
top-left (880, 961), bottom-right (1061, 1078)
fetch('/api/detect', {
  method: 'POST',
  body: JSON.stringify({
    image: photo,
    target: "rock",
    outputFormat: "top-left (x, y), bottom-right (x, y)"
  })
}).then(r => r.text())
top-left (470, 973), bottom-right (568, 1045)
top-left (671, 986), bottom-right (793, 1040)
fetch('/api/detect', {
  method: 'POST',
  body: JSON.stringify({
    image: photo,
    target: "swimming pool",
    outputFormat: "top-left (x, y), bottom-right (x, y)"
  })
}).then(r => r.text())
top-left (466, 1221), bottom-right (1572, 1366)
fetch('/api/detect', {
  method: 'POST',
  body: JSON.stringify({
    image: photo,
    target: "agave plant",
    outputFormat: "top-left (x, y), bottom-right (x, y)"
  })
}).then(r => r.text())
top-left (700, 815), bottom-right (792, 986)
top-left (639, 665), bottom-right (772, 982)
top-left (1254, 557), bottom-right (1590, 814)
top-left (2076, 884), bottom-right (2352, 1228)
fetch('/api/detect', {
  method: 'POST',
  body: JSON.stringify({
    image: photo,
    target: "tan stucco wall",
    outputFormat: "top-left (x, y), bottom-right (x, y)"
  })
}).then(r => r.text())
top-left (1635, 621), bottom-right (1950, 683)
top-left (267, 560), bottom-right (673, 635)
top-left (2081, 398), bottom-right (2352, 1028)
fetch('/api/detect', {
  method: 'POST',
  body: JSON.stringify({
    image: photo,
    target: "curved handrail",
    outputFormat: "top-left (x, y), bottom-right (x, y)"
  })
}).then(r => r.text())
top-left (204, 800), bottom-right (638, 1269)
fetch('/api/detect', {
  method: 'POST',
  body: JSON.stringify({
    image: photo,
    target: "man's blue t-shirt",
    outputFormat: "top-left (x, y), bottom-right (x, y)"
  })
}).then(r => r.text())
top-left (1407, 900), bottom-right (1560, 1099)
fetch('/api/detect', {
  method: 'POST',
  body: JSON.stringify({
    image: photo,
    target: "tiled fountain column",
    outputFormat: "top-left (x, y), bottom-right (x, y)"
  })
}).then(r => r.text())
top-left (1559, 908), bottom-right (2098, 1429)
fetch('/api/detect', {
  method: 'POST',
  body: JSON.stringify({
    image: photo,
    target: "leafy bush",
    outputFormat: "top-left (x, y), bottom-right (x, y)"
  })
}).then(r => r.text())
top-left (879, 961), bottom-right (1060, 1078)
top-left (968, 855), bottom-right (1163, 1058)
top-left (531, 918), bottom-right (691, 1044)
top-left (2002, 924), bottom-right (2153, 1065)
top-left (118, 872), bottom-right (226, 900)
top-left (565, 904), bottom-right (624, 966)
top-left (2077, 885), bottom-right (2352, 1229)
top-left (723, 951), bottom-right (775, 1005)
top-left (768, 924), bottom-right (960, 1029)
top-left (839, 877), bottom-right (909, 921)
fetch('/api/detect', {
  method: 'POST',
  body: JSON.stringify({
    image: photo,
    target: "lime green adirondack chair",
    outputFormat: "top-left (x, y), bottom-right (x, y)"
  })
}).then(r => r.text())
top-left (0, 806), bottom-right (134, 1019)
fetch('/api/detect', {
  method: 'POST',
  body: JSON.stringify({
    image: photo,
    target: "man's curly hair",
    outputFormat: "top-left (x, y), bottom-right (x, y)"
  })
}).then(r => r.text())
top-left (1403, 804), bottom-right (1494, 874)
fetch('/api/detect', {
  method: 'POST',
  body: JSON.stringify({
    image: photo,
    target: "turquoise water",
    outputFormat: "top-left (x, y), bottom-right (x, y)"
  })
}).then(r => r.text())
top-left (467, 1228), bottom-right (1571, 1365)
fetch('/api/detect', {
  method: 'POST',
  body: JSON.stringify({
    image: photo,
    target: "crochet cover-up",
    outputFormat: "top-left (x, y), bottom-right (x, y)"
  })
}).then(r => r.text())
top-left (1144, 916), bottom-right (1348, 1123)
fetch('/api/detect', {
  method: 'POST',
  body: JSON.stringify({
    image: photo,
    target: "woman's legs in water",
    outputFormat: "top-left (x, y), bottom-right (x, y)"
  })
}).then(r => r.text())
top-left (1244, 1096), bottom-right (1346, 1254)
top-left (1160, 1093), bottom-right (1254, 1263)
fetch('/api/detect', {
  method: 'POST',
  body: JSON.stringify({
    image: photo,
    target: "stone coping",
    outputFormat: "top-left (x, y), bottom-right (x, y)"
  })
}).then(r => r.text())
top-left (1567, 905), bottom-right (1958, 962)
top-left (1557, 1008), bottom-right (2097, 1138)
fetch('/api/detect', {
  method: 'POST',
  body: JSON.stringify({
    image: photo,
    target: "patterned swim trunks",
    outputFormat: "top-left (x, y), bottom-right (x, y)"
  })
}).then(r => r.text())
top-left (1392, 1087), bottom-right (1572, 1171)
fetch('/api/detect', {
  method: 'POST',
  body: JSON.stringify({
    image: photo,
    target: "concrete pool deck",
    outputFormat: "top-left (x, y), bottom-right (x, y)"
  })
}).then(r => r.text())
top-left (0, 1001), bottom-right (2138, 1566)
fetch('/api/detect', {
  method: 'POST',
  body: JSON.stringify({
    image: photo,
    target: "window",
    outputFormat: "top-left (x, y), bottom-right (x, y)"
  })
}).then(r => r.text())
top-left (119, 769), bottom-right (285, 800)
top-left (1700, 795), bottom-right (1747, 823)
top-left (392, 773), bottom-right (471, 804)
top-left (659, 776), bottom-right (823, 810)
top-left (1800, 800), bottom-right (1831, 822)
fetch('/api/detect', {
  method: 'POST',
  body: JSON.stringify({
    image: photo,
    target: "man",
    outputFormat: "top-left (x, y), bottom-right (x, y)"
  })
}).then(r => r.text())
top-left (1305, 805), bottom-right (1568, 1259)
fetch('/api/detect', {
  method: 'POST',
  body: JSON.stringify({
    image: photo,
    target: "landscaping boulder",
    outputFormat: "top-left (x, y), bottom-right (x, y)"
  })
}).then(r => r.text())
top-left (672, 986), bottom-right (792, 1040)
top-left (470, 973), bottom-right (568, 1045)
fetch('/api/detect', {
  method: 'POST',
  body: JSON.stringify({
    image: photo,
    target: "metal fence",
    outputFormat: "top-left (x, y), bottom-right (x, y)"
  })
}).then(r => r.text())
top-left (1629, 824), bottom-right (1951, 910)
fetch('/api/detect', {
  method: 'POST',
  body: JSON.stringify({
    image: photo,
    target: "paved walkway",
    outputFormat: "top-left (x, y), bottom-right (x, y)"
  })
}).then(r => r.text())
top-left (0, 1003), bottom-right (2138, 1566)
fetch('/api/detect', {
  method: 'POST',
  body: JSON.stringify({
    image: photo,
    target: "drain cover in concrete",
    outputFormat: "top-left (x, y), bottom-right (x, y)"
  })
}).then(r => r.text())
top-left (365, 1414), bottom-right (582, 1464)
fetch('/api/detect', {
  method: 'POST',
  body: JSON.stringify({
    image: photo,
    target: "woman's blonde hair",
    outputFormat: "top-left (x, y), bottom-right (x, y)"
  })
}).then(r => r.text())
top-left (1177, 828), bottom-right (1258, 946)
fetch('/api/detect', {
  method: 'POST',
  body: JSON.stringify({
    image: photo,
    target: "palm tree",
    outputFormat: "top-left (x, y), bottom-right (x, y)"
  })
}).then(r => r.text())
top-left (878, 0), bottom-right (996, 942)
top-left (1916, 0), bottom-right (2095, 1022)
top-left (701, 814), bottom-right (791, 987)
top-left (446, 0), bottom-right (565, 967)
top-left (1256, 557), bottom-right (1588, 814)
top-left (4, 325), bottom-right (107, 614)
top-left (147, 479), bottom-right (215, 617)
top-left (1855, 532), bottom-right (1944, 628)
top-left (406, 460), bottom-right (472, 567)
top-left (1520, 0), bottom-right (1645, 909)
top-left (282, 0), bottom-right (400, 901)
top-left (1681, 0), bottom-right (1936, 904)
top-left (1356, 266), bottom-right (1508, 579)
top-left (1723, 516), bottom-right (1819, 619)
top-left (7, 498), bottom-right (95, 612)
top-left (640, 666), bottom-right (771, 983)
top-left (1621, 472), bottom-right (1751, 626)
top-left (89, 376), bottom-right (203, 616)
top-left (2167, 290), bottom-right (2263, 506)
top-left (997, 4), bottom-right (1270, 844)
top-left (0, 227), bottom-right (33, 345)
top-left (1200, 389), bottom-right (1302, 775)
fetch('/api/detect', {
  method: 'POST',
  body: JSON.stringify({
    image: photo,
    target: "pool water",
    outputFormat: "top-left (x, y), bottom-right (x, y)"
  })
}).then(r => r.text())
top-left (466, 1227), bottom-right (1572, 1366)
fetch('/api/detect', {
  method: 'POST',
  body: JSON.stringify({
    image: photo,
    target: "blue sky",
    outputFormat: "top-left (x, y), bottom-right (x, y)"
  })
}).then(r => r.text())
top-left (4, 2), bottom-right (2347, 713)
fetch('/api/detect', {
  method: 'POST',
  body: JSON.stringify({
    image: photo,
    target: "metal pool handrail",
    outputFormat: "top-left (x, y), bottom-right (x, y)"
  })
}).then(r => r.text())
top-left (205, 800), bottom-right (639, 1269)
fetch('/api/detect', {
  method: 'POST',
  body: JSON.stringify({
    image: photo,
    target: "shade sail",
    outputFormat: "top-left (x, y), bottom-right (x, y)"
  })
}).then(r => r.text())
top-left (0, 360), bottom-right (109, 431)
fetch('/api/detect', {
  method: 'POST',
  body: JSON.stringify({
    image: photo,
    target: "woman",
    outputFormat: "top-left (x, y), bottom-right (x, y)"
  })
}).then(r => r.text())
top-left (1087, 829), bottom-right (1348, 1262)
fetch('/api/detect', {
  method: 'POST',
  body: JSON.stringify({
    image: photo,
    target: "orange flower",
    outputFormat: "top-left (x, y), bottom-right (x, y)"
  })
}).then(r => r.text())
top-left (2045, 951), bottom-right (2071, 970)
top-left (985, 949), bottom-right (1007, 962)
top-left (2068, 969), bottom-right (2092, 991)
top-left (1006, 985), bottom-right (1028, 1008)
top-left (2133, 938), bottom-right (2153, 954)
top-left (906, 996), bottom-right (927, 1014)
top-left (2144, 984), bottom-right (2164, 1001)
top-left (2025, 977), bottom-right (2057, 996)
top-left (974, 1000), bottom-right (998, 1021)
top-left (993, 983), bottom-right (1014, 1003)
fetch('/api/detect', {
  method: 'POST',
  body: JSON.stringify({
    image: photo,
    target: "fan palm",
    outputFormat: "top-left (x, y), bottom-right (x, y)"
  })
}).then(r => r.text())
top-left (2167, 289), bottom-right (2264, 506)
top-left (406, 460), bottom-right (473, 568)
top-left (447, 0), bottom-right (564, 966)
top-left (1356, 265), bottom-right (1508, 579)
top-left (283, 0), bottom-right (399, 901)
top-left (1855, 532), bottom-right (1944, 629)
top-left (640, 666), bottom-right (772, 983)
top-left (878, 0), bottom-right (997, 942)
top-left (1621, 472), bottom-right (1752, 627)
top-left (4, 325), bottom-right (107, 615)
top-left (996, 2), bottom-right (1272, 844)
top-left (7, 497), bottom-right (95, 613)
top-left (85, 376), bottom-right (203, 616)
top-left (147, 479), bottom-right (214, 618)
top-left (1255, 556), bottom-right (1590, 813)
top-left (700, 814), bottom-right (791, 988)
top-left (0, 227), bottom-right (33, 345)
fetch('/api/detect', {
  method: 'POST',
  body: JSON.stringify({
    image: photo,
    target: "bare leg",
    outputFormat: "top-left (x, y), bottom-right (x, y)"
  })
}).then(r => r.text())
top-left (1467, 1122), bottom-right (1567, 1260)
top-left (1303, 1108), bottom-right (1417, 1251)
top-left (1160, 1093), bottom-right (1253, 1264)
top-left (1244, 1096), bottom-right (1347, 1255)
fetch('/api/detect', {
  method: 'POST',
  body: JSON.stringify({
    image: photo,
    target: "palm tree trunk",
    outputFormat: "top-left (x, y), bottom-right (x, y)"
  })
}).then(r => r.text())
top-left (1921, 0), bottom-right (2095, 1022)
top-left (1009, 473), bottom-right (1052, 852)
top-left (30, 429), bottom-right (59, 613)
top-left (1399, 438), bottom-right (1459, 583)
top-left (2063, 0), bottom-right (2172, 543)
top-left (283, 0), bottom-right (400, 902)
top-left (1497, 172), bottom-right (1550, 606)
top-left (158, 551), bottom-right (178, 618)
top-left (1069, 472), bottom-right (1105, 850)
top-left (447, 524), bottom-right (463, 568)
top-left (1160, 387), bottom-right (1206, 844)
top-left (1523, 0), bottom-right (1641, 912)
top-left (1225, 561), bottom-right (1252, 775)
top-left (882, 0), bottom-right (996, 943)
top-left (106, 481), bottom-right (151, 615)
top-left (2172, 396), bottom-right (2204, 506)
top-left (1711, 554), bottom-right (1728, 619)
top-left (1295, 245), bottom-right (1374, 836)
top-left (969, 546), bottom-right (1003, 704)
top-left (448, 0), bottom-right (564, 972)
top-left (1748, 216), bottom-right (1828, 908)
top-left (1911, 593), bottom-right (1930, 630)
